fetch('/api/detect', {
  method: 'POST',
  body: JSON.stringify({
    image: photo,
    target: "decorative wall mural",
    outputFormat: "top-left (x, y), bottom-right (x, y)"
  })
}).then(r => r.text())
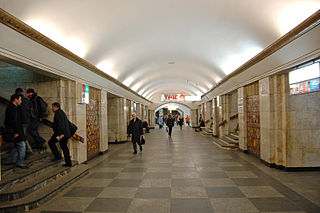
top-left (86, 87), bottom-right (100, 159)
top-left (246, 82), bottom-right (260, 157)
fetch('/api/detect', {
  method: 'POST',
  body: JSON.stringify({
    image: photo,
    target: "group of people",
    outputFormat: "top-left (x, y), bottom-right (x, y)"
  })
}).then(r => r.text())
top-left (3, 88), bottom-right (74, 169)
top-left (156, 114), bottom-right (191, 136)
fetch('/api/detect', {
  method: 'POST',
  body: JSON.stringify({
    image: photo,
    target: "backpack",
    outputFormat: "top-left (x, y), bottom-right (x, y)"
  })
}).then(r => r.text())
top-left (31, 96), bottom-right (48, 118)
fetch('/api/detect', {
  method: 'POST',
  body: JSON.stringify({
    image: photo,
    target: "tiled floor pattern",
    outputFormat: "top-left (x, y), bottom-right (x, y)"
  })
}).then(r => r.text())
top-left (36, 127), bottom-right (320, 213)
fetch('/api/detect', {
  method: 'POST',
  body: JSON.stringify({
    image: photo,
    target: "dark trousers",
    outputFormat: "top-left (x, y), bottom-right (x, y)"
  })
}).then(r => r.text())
top-left (48, 135), bottom-right (71, 165)
top-left (132, 138), bottom-right (142, 152)
top-left (168, 125), bottom-right (173, 136)
top-left (28, 118), bottom-right (46, 145)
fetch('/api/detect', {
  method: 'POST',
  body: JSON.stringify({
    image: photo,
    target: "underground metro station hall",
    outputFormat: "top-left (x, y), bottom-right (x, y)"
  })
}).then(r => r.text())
top-left (0, 1), bottom-right (319, 213)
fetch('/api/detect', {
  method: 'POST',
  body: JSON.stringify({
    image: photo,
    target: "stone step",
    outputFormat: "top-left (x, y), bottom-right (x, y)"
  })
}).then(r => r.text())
top-left (224, 135), bottom-right (238, 143)
top-left (0, 153), bottom-right (62, 190)
top-left (211, 137), bottom-right (238, 150)
top-left (221, 136), bottom-right (239, 145)
top-left (0, 164), bottom-right (89, 213)
top-left (1, 152), bottom-right (52, 177)
top-left (229, 132), bottom-right (239, 139)
top-left (0, 161), bottom-right (78, 202)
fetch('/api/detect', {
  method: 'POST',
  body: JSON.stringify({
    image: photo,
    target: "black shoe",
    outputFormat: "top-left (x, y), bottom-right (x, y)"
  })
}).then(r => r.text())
top-left (16, 165), bottom-right (29, 169)
top-left (62, 163), bottom-right (72, 167)
top-left (133, 151), bottom-right (137, 154)
top-left (3, 162), bottom-right (14, 166)
top-left (140, 146), bottom-right (143, 151)
top-left (51, 157), bottom-right (62, 162)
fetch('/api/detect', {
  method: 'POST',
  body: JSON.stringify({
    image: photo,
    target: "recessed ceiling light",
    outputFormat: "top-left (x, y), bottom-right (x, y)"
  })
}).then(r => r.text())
top-left (168, 62), bottom-right (175, 65)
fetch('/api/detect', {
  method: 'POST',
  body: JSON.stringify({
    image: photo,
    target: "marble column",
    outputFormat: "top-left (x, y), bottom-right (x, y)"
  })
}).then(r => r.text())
top-left (149, 110), bottom-right (155, 128)
top-left (191, 109), bottom-right (197, 127)
top-left (107, 97), bottom-right (128, 143)
top-left (238, 87), bottom-right (247, 151)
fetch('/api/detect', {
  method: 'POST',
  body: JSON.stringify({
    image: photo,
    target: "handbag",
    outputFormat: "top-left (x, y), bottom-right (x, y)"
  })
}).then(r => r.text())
top-left (141, 136), bottom-right (145, 145)
top-left (69, 121), bottom-right (78, 136)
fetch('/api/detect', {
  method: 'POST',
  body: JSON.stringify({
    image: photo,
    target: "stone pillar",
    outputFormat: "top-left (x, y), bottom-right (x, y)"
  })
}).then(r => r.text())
top-left (136, 103), bottom-right (141, 119)
top-left (107, 97), bottom-right (128, 143)
top-left (191, 109), bottom-right (197, 127)
top-left (100, 90), bottom-right (108, 152)
top-left (221, 94), bottom-right (230, 136)
top-left (74, 82), bottom-right (88, 163)
top-left (212, 98), bottom-right (219, 136)
top-left (149, 110), bottom-right (155, 128)
top-left (238, 87), bottom-right (247, 151)
top-left (205, 100), bottom-right (213, 128)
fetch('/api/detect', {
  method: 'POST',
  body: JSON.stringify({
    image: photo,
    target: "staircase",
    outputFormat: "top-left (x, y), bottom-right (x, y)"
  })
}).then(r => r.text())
top-left (0, 150), bottom-right (89, 213)
top-left (212, 132), bottom-right (239, 150)
top-left (200, 127), bottom-right (213, 136)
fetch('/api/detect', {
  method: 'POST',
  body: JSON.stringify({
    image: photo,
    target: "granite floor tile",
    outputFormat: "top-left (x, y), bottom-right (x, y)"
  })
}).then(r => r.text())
top-left (171, 178), bottom-right (203, 187)
top-left (210, 198), bottom-right (259, 213)
top-left (171, 186), bottom-right (208, 198)
top-left (232, 178), bottom-right (268, 186)
top-left (127, 198), bottom-right (170, 213)
top-left (171, 198), bottom-right (214, 213)
top-left (144, 172), bottom-right (171, 179)
top-left (116, 172), bottom-right (145, 179)
top-left (134, 187), bottom-right (171, 198)
top-left (199, 171), bottom-right (228, 178)
top-left (140, 179), bottom-right (171, 187)
top-left (239, 186), bottom-right (285, 198)
top-left (63, 187), bottom-right (104, 198)
top-left (249, 198), bottom-right (302, 212)
top-left (85, 198), bottom-right (132, 212)
top-left (109, 179), bottom-right (142, 187)
top-left (197, 166), bottom-right (224, 172)
top-left (220, 166), bottom-right (249, 171)
top-left (89, 172), bottom-right (119, 179)
top-left (206, 187), bottom-right (246, 198)
top-left (172, 171), bottom-right (200, 178)
top-left (122, 168), bottom-right (148, 172)
top-left (201, 178), bottom-right (236, 187)
top-left (226, 171), bottom-right (258, 178)
top-left (97, 187), bottom-right (138, 198)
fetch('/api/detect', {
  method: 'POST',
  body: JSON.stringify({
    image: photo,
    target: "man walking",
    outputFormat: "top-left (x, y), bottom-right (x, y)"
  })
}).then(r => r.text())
top-left (48, 102), bottom-right (72, 167)
top-left (15, 88), bottom-right (33, 155)
top-left (166, 114), bottom-right (175, 137)
top-left (3, 94), bottom-right (28, 169)
top-left (27, 88), bottom-right (47, 148)
top-left (127, 113), bottom-right (144, 154)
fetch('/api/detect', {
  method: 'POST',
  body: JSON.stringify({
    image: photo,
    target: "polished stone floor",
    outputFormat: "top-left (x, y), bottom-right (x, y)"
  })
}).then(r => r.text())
top-left (34, 127), bottom-right (320, 213)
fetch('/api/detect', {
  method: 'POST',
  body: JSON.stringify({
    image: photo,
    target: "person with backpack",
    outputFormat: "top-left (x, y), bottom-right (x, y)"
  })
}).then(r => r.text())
top-left (26, 88), bottom-right (47, 148)
top-left (166, 114), bottom-right (175, 137)
top-left (48, 102), bottom-right (74, 167)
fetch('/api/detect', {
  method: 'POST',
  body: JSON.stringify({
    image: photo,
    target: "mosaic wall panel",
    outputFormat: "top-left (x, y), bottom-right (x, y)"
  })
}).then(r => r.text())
top-left (86, 87), bottom-right (100, 159)
top-left (246, 82), bottom-right (260, 157)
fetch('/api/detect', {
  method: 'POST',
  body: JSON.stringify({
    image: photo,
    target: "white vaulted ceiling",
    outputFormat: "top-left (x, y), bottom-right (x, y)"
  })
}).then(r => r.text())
top-left (0, 0), bottom-right (319, 103)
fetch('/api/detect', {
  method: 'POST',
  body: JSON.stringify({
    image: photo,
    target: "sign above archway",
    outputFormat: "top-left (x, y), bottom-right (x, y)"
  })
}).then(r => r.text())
top-left (161, 94), bottom-right (185, 102)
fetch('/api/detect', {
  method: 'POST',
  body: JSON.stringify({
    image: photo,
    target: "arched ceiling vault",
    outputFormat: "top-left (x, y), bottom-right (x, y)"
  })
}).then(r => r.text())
top-left (0, 0), bottom-right (319, 104)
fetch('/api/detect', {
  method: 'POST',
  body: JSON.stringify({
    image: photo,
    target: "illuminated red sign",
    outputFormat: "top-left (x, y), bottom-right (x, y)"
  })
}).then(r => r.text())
top-left (161, 94), bottom-right (185, 101)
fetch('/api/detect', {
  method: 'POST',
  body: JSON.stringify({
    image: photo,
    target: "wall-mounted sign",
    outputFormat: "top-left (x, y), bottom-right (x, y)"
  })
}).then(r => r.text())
top-left (161, 94), bottom-right (185, 102)
top-left (82, 84), bottom-right (89, 104)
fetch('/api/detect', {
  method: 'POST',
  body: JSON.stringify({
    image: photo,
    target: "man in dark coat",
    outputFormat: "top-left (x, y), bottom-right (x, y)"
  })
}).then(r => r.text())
top-left (127, 113), bottom-right (144, 154)
top-left (15, 88), bottom-right (33, 155)
top-left (27, 88), bottom-right (47, 148)
top-left (166, 114), bottom-right (175, 137)
top-left (3, 94), bottom-right (28, 169)
top-left (48, 102), bottom-right (72, 166)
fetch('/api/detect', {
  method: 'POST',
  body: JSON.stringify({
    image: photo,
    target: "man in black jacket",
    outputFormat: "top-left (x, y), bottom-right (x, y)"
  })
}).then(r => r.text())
top-left (48, 102), bottom-right (72, 167)
top-left (3, 94), bottom-right (28, 169)
top-left (166, 114), bottom-right (175, 137)
top-left (127, 113), bottom-right (144, 154)
top-left (15, 88), bottom-right (33, 155)
top-left (27, 88), bottom-right (47, 148)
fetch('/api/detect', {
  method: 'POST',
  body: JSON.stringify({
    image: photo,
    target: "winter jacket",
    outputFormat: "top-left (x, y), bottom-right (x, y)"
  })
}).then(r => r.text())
top-left (127, 118), bottom-right (143, 142)
top-left (53, 108), bottom-right (72, 139)
top-left (4, 103), bottom-right (26, 142)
